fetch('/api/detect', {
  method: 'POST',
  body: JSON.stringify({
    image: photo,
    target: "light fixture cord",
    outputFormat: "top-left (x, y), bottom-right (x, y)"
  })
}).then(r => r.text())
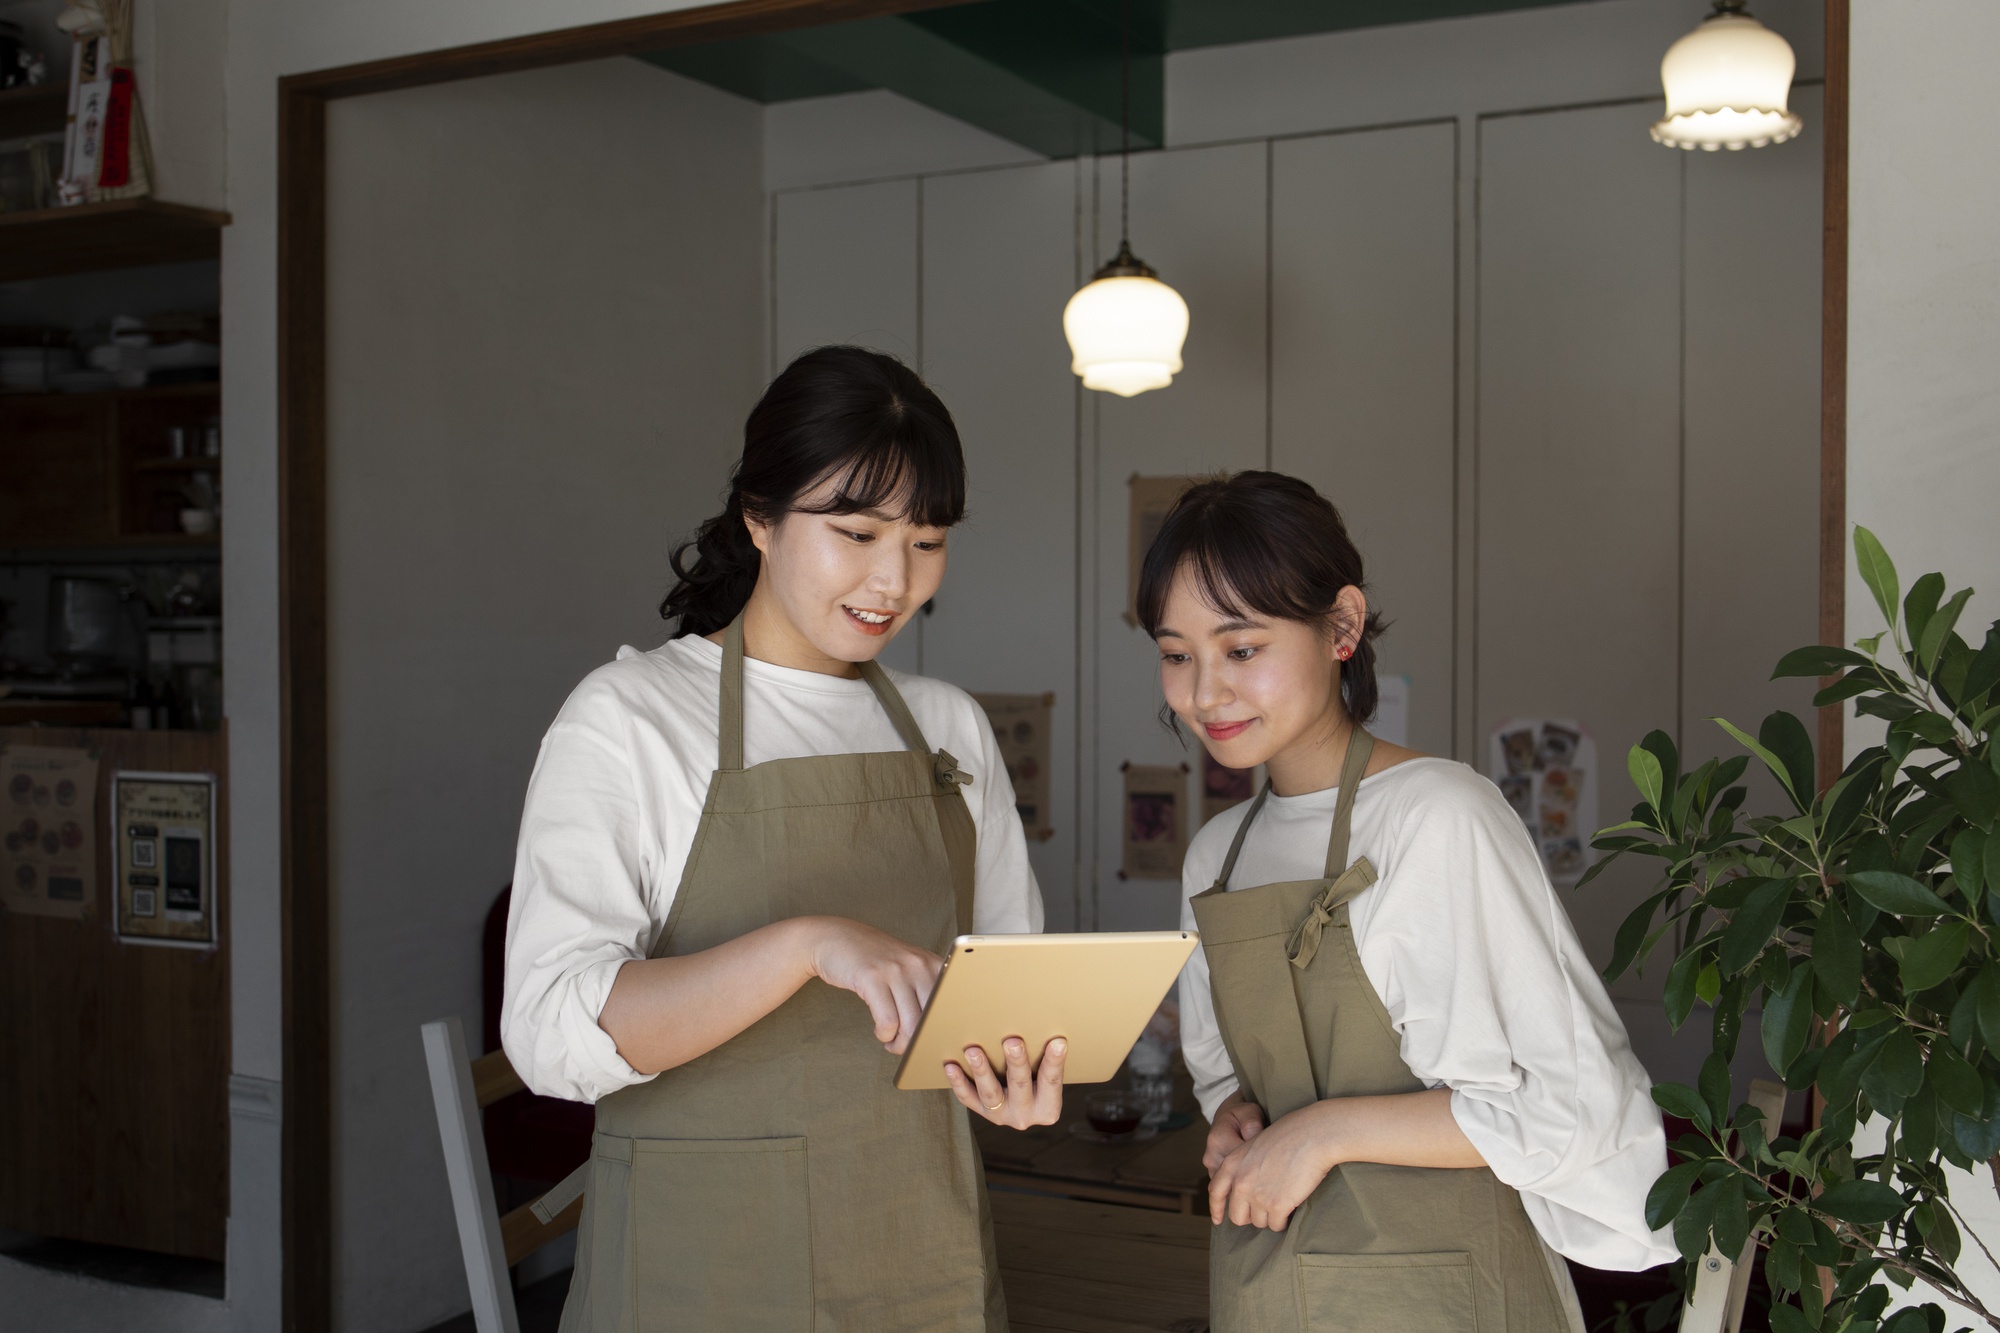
top-left (1119, 0), bottom-right (1130, 248)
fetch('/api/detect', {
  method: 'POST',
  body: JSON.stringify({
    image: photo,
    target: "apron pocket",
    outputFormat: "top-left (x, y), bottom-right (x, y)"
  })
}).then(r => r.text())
top-left (1295, 1251), bottom-right (1477, 1332)
top-left (630, 1135), bottom-right (812, 1333)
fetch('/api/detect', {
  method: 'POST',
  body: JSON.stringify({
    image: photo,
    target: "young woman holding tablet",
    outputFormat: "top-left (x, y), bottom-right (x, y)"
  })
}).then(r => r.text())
top-left (503, 347), bottom-right (1063, 1332)
top-left (1138, 472), bottom-right (1676, 1332)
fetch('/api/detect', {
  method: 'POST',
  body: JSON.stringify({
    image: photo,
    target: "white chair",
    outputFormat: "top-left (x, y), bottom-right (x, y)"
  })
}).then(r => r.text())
top-left (421, 1015), bottom-right (589, 1333)
top-left (1679, 1078), bottom-right (1790, 1333)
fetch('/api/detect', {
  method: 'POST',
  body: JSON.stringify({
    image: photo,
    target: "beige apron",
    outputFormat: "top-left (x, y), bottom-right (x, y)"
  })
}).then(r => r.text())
top-left (560, 617), bottom-right (1007, 1333)
top-left (1190, 729), bottom-right (1585, 1333)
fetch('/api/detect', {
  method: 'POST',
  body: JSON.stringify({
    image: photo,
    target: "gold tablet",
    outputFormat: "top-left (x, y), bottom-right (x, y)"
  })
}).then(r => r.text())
top-left (893, 931), bottom-right (1199, 1091)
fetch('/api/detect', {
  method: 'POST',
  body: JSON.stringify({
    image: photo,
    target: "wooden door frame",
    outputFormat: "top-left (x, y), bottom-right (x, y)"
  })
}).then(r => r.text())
top-left (275, 4), bottom-right (960, 1327)
top-left (274, 0), bottom-right (1853, 1324)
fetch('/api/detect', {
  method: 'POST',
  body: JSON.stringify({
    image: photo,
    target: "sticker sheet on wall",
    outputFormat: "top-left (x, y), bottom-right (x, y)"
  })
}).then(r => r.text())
top-left (972, 692), bottom-right (1055, 842)
top-left (1487, 718), bottom-right (1598, 886)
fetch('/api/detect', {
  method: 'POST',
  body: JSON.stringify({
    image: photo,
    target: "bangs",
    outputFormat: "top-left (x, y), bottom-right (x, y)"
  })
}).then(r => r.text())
top-left (1135, 474), bottom-right (1348, 635)
top-left (791, 428), bottom-right (965, 529)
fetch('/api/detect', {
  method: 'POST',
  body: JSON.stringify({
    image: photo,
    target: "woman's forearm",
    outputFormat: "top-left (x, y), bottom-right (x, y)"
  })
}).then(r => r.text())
top-left (596, 917), bottom-right (818, 1074)
top-left (1304, 1087), bottom-right (1488, 1170)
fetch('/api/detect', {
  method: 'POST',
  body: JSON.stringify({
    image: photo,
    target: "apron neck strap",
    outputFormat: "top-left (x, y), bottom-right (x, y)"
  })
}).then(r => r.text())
top-left (1323, 727), bottom-right (1375, 877)
top-left (1211, 783), bottom-right (1270, 892)
top-left (719, 616), bottom-right (749, 772)
top-left (717, 615), bottom-right (938, 771)
top-left (857, 660), bottom-right (934, 756)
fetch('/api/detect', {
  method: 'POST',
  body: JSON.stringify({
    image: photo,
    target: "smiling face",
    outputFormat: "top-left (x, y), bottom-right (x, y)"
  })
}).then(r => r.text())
top-left (1153, 564), bottom-right (1366, 788)
top-left (742, 478), bottom-right (948, 674)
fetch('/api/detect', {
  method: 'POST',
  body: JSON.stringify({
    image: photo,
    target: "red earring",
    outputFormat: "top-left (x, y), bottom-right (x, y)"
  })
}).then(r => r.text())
top-left (1337, 644), bottom-right (1353, 661)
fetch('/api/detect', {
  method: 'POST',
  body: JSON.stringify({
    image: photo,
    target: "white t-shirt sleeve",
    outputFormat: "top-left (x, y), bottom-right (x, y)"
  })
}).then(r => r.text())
top-left (501, 672), bottom-right (662, 1104)
top-left (1366, 767), bottom-right (1678, 1271)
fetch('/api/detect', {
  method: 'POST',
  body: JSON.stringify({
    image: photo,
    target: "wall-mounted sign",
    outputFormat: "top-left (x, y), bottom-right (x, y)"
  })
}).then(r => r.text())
top-left (972, 692), bottom-right (1055, 842)
top-left (1125, 474), bottom-right (1198, 627)
top-left (0, 744), bottom-right (99, 920)
top-left (1487, 718), bottom-right (1599, 886)
top-left (1120, 761), bottom-right (1189, 881)
top-left (1200, 751), bottom-right (1257, 829)
top-left (112, 771), bottom-right (217, 948)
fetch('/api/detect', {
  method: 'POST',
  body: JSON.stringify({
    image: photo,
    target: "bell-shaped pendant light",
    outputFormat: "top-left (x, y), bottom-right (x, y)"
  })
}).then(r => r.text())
top-left (1651, 0), bottom-right (1803, 151)
top-left (1064, 1), bottom-right (1188, 397)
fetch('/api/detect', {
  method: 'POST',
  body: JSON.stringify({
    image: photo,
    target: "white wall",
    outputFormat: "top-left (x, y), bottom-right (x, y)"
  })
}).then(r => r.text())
top-left (769, 1), bottom-right (1825, 1101)
top-left (1848, 1), bottom-right (2000, 1320)
top-left (323, 58), bottom-right (762, 1331)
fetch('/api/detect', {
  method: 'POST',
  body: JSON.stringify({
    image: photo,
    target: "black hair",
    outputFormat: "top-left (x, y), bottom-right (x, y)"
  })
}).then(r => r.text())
top-left (661, 346), bottom-right (967, 637)
top-left (1135, 471), bottom-right (1386, 724)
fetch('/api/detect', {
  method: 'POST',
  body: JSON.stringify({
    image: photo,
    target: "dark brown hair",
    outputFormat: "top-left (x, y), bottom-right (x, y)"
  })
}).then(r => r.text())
top-left (1136, 471), bottom-right (1386, 723)
top-left (661, 346), bottom-right (966, 637)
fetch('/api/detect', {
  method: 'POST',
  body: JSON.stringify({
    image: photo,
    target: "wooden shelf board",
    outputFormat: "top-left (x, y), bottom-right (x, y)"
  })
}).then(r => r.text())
top-left (135, 458), bottom-right (223, 472)
top-left (0, 81), bottom-right (67, 141)
top-left (0, 198), bottom-right (232, 283)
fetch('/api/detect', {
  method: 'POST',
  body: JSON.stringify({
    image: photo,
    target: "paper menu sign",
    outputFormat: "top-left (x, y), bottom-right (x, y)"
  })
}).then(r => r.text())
top-left (1, 745), bottom-right (99, 920)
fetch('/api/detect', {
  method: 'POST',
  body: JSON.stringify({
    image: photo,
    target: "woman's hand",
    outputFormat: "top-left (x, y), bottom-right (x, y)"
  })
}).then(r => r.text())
top-left (1202, 1090), bottom-right (1267, 1174)
top-left (945, 1036), bottom-right (1067, 1129)
top-left (801, 916), bottom-right (944, 1055)
top-left (1208, 1100), bottom-right (1338, 1232)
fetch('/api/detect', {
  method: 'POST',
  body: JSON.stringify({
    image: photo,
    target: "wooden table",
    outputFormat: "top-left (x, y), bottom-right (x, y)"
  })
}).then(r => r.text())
top-left (976, 1082), bottom-right (1216, 1332)
top-left (992, 1191), bottom-right (1210, 1333)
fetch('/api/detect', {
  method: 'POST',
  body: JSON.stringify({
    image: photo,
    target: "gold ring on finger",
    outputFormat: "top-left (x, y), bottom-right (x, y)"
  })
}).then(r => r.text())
top-left (984, 1100), bottom-right (1004, 1111)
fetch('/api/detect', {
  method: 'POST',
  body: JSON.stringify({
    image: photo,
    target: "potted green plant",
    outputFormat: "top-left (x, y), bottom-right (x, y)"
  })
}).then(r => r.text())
top-left (1589, 528), bottom-right (2000, 1332)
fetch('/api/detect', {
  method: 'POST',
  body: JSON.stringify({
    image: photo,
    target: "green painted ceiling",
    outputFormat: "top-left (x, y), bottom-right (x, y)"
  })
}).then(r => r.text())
top-left (641, 0), bottom-right (1598, 158)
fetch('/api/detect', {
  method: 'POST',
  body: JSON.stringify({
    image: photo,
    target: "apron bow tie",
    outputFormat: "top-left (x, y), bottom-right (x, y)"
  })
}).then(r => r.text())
top-left (1286, 857), bottom-right (1379, 969)
top-left (933, 750), bottom-right (974, 791)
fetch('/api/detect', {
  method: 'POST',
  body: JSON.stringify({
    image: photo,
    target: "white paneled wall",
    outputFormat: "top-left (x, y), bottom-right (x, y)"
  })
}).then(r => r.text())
top-left (770, 85), bottom-right (1820, 1099)
top-left (1271, 123), bottom-right (1459, 761)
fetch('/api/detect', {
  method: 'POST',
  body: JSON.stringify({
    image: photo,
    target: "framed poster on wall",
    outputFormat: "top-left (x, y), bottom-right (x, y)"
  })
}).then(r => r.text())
top-left (111, 771), bottom-right (217, 948)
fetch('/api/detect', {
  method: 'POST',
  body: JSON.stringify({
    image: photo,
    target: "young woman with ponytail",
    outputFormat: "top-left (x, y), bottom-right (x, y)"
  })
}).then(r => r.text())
top-left (502, 346), bottom-right (1061, 1332)
top-left (1138, 473), bottom-right (1675, 1333)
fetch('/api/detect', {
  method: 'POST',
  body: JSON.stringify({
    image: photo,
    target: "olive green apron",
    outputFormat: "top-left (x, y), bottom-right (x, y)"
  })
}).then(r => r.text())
top-left (1190, 730), bottom-right (1585, 1333)
top-left (560, 617), bottom-right (1007, 1333)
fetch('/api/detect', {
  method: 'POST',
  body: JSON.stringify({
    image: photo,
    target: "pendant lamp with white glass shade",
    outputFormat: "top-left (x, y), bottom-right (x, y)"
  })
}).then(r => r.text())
top-left (1651, 0), bottom-right (1803, 151)
top-left (1063, 3), bottom-right (1188, 397)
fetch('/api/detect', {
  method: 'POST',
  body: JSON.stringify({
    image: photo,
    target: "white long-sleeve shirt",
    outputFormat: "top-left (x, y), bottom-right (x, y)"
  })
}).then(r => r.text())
top-left (502, 634), bottom-right (1045, 1104)
top-left (1178, 757), bottom-right (1677, 1272)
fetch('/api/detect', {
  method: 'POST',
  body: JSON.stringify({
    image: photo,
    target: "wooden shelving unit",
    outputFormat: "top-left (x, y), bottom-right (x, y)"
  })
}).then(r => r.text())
top-left (0, 80), bottom-right (67, 140)
top-left (0, 198), bottom-right (232, 282)
top-left (0, 383), bottom-right (221, 547)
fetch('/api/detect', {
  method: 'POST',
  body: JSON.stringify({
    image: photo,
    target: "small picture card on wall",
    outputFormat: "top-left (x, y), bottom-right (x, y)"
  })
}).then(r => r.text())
top-left (1125, 475), bottom-right (1198, 627)
top-left (1200, 751), bottom-right (1257, 829)
top-left (1487, 718), bottom-right (1598, 887)
top-left (1121, 761), bottom-right (1190, 880)
top-left (112, 771), bottom-right (217, 947)
top-left (0, 744), bottom-right (99, 921)
top-left (972, 692), bottom-right (1056, 842)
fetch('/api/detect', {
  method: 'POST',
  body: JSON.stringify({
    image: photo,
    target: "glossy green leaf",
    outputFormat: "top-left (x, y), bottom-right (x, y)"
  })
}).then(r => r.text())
top-left (1699, 1052), bottom-right (1733, 1126)
top-left (1955, 1108), bottom-right (2000, 1159)
top-left (1696, 960), bottom-right (1722, 1005)
top-left (1846, 869), bottom-right (1953, 917)
top-left (1978, 964), bottom-right (2000, 1052)
top-left (1929, 1042), bottom-right (1985, 1115)
top-left (1878, 1028), bottom-right (1926, 1096)
top-left (1714, 717), bottom-right (1805, 811)
top-left (1643, 1159), bottom-right (1704, 1229)
top-left (1674, 1181), bottom-right (1718, 1260)
top-left (1813, 901), bottom-right (1863, 1007)
top-left (1963, 624), bottom-right (2000, 703)
top-left (1949, 760), bottom-right (1999, 827)
top-left (1652, 1081), bottom-right (1711, 1130)
top-left (1813, 671), bottom-right (1884, 707)
top-left (1815, 1177), bottom-right (1904, 1225)
top-left (1951, 828), bottom-right (1988, 905)
top-left (1603, 890), bottom-right (1669, 983)
top-left (1900, 921), bottom-right (1970, 993)
top-left (1628, 744), bottom-right (1664, 814)
top-left (1904, 572), bottom-right (1945, 654)
top-left (1762, 964), bottom-right (1814, 1076)
top-left (1664, 947), bottom-right (1703, 1030)
top-left (1988, 834), bottom-right (2000, 906)
top-left (1920, 587), bottom-right (1973, 673)
top-left (1767, 1304), bottom-right (1813, 1333)
top-left (1773, 644), bottom-right (1873, 679)
top-left (1760, 711), bottom-right (1818, 815)
top-left (1711, 1172), bottom-right (1749, 1258)
top-left (1719, 878), bottom-right (1791, 976)
top-left (1855, 527), bottom-right (1901, 633)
